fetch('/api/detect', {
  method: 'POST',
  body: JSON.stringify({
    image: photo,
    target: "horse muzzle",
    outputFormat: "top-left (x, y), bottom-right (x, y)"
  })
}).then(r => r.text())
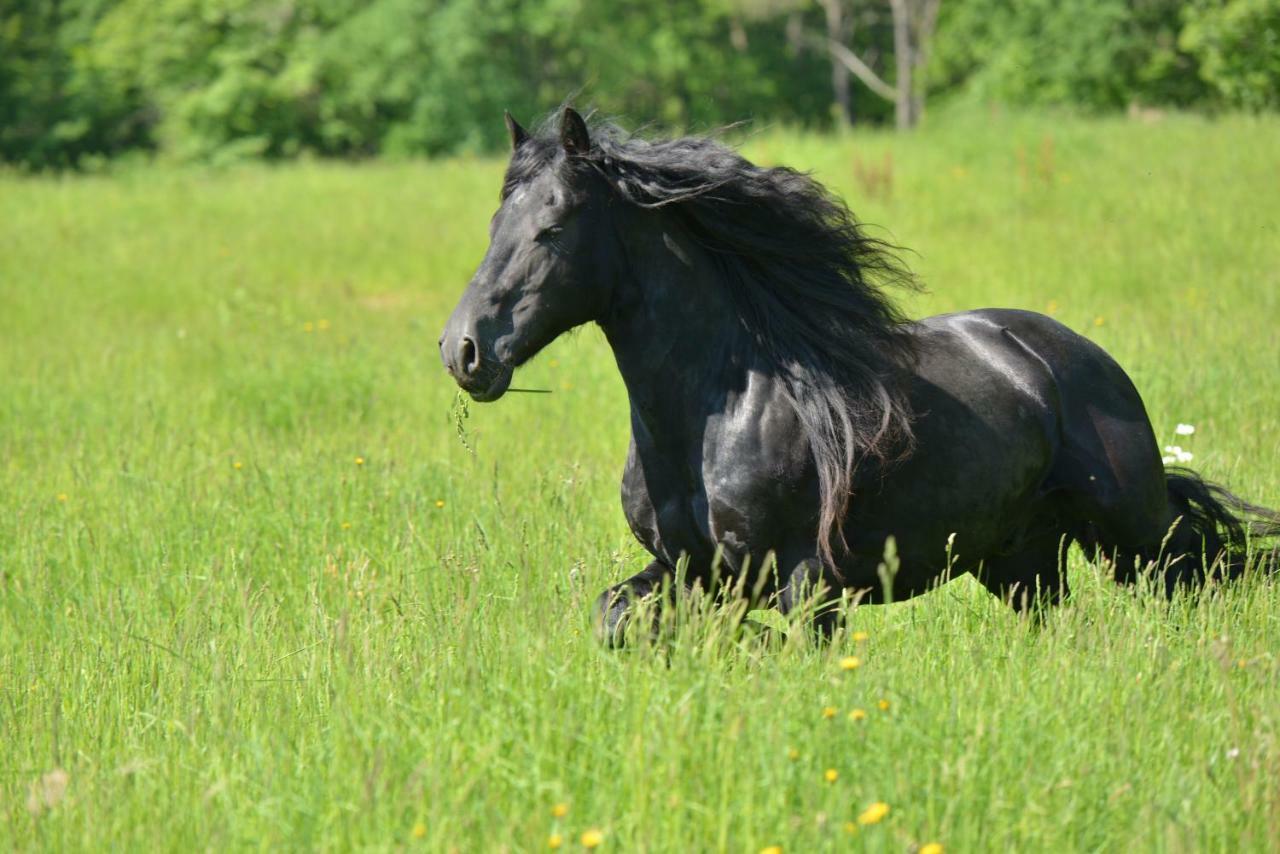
top-left (439, 330), bottom-right (514, 402)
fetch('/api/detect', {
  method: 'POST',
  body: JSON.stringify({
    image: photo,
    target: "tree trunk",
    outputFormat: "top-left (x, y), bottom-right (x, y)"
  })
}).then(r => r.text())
top-left (889, 0), bottom-right (914, 129)
top-left (818, 0), bottom-right (852, 126)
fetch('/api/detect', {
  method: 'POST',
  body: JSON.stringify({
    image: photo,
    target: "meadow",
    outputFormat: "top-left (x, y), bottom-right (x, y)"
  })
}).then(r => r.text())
top-left (3, 111), bottom-right (1280, 851)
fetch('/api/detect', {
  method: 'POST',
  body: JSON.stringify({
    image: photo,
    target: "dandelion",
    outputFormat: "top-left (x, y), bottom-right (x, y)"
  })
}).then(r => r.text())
top-left (435, 499), bottom-right (446, 509)
top-left (1093, 316), bottom-right (1105, 327)
top-left (303, 321), bottom-right (314, 333)
top-left (787, 747), bottom-right (800, 760)
top-left (822, 706), bottom-right (838, 719)
top-left (847, 708), bottom-right (867, 722)
top-left (857, 802), bottom-right (890, 825)
top-left (355, 456), bottom-right (365, 466)
top-left (552, 802), bottom-right (569, 818)
top-left (411, 822), bottom-right (427, 839)
top-left (56, 493), bottom-right (68, 502)
top-left (580, 828), bottom-right (604, 848)
top-left (317, 319), bottom-right (331, 331)
top-left (341, 522), bottom-right (352, 530)
top-left (839, 656), bottom-right (861, 671)
top-left (1175, 423), bottom-right (1195, 436)
top-left (824, 768), bottom-right (839, 783)
top-left (759, 847), bottom-right (783, 854)
top-left (1046, 299), bottom-right (1060, 315)
top-left (548, 832), bottom-right (563, 849)
top-left (851, 631), bottom-right (869, 643)
top-left (919, 844), bottom-right (944, 854)
top-left (877, 699), bottom-right (891, 711)
top-left (233, 461), bottom-right (243, 470)
top-left (843, 821), bottom-right (858, 835)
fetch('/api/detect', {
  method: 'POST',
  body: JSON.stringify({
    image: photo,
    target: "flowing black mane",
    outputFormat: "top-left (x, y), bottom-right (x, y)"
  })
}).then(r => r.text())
top-left (505, 116), bottom-right (921, 565)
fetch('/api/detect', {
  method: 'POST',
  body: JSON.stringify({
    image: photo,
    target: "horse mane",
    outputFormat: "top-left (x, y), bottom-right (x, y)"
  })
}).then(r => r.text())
top-left (506, 115), bottom-right (921, 567)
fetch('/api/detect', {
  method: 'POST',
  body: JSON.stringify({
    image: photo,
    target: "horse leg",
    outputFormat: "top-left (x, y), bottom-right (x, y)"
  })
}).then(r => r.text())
top-left (593, 559), bottom-right (677, 646)
top-left (1075, 469), bottom-right (1272, 597)
top-left (974, 532), bottom-right (1073, 613)
top-left (777, 558), bottom-right (843, 637)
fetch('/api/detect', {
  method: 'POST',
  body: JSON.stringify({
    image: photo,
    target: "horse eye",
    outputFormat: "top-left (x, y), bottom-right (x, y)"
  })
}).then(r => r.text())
top-left (536, 225), bottom-right (564, 242)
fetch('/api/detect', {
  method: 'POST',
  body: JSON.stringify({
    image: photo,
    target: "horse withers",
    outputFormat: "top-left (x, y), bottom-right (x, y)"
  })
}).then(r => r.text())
top-left (440, 107), bottom-right (1280, 643)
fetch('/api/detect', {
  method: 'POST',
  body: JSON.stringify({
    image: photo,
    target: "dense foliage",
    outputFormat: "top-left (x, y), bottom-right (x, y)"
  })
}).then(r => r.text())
top-left (1, 0), bottom-right (1278, 167)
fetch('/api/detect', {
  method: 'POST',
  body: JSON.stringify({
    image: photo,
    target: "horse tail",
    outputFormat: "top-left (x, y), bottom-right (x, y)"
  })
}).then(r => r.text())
top-left (1163, 467), bottom-right (1280, 583)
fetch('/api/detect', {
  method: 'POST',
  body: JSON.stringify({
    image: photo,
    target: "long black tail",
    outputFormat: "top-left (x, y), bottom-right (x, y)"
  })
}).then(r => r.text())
top-left (1164, 467), bottom-right (1280, 583)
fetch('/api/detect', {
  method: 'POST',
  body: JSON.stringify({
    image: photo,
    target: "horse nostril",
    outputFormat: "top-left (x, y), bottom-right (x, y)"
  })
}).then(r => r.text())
top-left (460, 336), bottom-right (480, 375)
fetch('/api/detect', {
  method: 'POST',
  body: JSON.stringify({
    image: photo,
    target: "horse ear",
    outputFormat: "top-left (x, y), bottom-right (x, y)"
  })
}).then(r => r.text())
top-left (504, 110), bottom-right (529, 150)
top-left (559, 106), bottom-right (590, 156)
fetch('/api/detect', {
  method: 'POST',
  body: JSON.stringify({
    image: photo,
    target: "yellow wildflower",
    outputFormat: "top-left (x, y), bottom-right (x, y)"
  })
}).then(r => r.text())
top-left (839, 656), bottom-right (861, 671)
top-left (847, 708), bottom-right (867, 721)
top-left (857, 802), bottom-right (889, 825)
top-left (551, 802), bottom-right (569, 818)
top-left (547, 833), bottom-right (563, 849)
top-left (759, 847), bottom-right (783, 854)
top-left (843, 822), bottom-right (858, 834)
top-left (851, 631), bottom-right (869, 642)
top-left (822, 706), bottom-right (837, 719)
top-left (411, 822), bottom-right (427, 839)
top-left (355, 456), bottom-right (365, 466)
top-left (824, 768), bottom-right (839, 783)
top-left (303, 321), bottom-right (314, 333)
top-left (1094, 315), bottom-right (1105, 327)
top-left (787, 747), bottom-right (800, 760)
top-left (341, 522), bottom-right (352, 530)
top-left (580, 828), bottom-right (604, 848)
top-left (878, 699), bottom-right (891, 711)
top-left (435, 499), bottom-right (446, 508)
top-left (919, 843), bottom-right (944, 854)
top-left (317, 319), bottom-right (331, 331)
top-left (56, 493), bottom-right (68, 502)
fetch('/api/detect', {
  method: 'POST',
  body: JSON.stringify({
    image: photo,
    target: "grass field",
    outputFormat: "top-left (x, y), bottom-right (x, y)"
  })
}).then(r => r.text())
top-left (3, 111), bottom-right (1280, 851)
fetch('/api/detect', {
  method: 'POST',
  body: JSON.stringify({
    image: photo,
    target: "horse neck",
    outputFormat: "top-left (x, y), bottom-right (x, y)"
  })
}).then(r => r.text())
top-left (599, 209), bottom-right (758, 439)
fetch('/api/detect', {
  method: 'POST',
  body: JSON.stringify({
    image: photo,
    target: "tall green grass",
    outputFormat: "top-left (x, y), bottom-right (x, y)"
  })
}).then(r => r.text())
top-left (3, 112), bottom-right (1279, 851)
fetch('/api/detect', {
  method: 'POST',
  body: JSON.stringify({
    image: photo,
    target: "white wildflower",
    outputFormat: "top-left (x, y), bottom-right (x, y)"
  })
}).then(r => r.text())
top-left (1175, 423), bottom-right (1196, 436)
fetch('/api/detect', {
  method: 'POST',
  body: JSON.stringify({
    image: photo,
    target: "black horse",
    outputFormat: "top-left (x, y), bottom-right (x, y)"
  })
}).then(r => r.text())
top-left (440, 107), bottom-right (1280, 641)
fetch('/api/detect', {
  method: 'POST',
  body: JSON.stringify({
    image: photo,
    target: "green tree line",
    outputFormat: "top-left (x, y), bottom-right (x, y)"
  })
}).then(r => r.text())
top-left (2, 0), bottom-right (1277, 168)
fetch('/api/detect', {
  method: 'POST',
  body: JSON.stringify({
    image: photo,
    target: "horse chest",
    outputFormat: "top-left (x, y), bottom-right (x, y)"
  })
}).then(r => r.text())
top-left (620, 422), bottom-right (810, 570)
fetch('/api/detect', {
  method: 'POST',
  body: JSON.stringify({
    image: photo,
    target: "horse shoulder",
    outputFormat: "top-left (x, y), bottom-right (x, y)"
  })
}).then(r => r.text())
top-left (702, 370), bottom-right (817, 550)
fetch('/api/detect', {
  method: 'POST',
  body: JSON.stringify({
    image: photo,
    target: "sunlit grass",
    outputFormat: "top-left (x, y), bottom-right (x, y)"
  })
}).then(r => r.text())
top-left (2, 111), bottom-right (1279, 850)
